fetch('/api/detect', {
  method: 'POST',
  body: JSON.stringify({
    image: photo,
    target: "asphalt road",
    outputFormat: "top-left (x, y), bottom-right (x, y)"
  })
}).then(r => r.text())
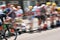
top-left (8, 27), bottom-right (60, 40)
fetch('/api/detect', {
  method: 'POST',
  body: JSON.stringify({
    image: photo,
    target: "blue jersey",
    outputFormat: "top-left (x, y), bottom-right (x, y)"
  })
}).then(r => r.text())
top-left (6, 8), bottom-right (11, 13)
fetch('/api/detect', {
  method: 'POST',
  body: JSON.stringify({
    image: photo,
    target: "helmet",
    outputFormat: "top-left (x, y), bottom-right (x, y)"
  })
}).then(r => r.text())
top-left (46, 2), bottom-right (51, 5)
top-left (15, 17), bottom-right (23, 22)
top-left (1, 6), bottom-right (6, 9)
top-left (28, 6), bottom-right (33, 9)
top-left (57, 7), bottom-right (60, 11)
top-left (52, 2), bottom-right (56, 6)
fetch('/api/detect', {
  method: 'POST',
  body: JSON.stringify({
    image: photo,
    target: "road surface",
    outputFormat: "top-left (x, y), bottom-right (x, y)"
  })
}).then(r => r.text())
top-left (8, 27), bottom-right (60, 40)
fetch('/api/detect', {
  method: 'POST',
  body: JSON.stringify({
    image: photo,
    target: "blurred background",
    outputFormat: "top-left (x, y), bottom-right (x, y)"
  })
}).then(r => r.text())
top-left (0, 0), bottom-right (60, 10)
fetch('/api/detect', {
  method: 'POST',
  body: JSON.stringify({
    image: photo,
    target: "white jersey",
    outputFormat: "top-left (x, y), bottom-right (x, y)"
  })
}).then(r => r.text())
top-left (15, 9), bottom-right (23, 16)
top-left (0, 9), bottom-right (4, 14)
top-left (46, 6), bottom-right (52, 14)
top-left (32, 6), bottom-right (41, 16)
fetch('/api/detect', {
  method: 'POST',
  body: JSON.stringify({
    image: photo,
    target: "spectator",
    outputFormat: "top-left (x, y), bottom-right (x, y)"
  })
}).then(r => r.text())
top-left (32, 2), bottom-right (41, 27)
top-left (46, 2), bottom-right (52, 16)
top-left (51, 3), bottom-right (57, 15)
top-left (5, 4), bottom-right (16, 19)
top-left (40, 4), bottom-right (46, 22)
top-left (15, 6), bottom-right (23, 17)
